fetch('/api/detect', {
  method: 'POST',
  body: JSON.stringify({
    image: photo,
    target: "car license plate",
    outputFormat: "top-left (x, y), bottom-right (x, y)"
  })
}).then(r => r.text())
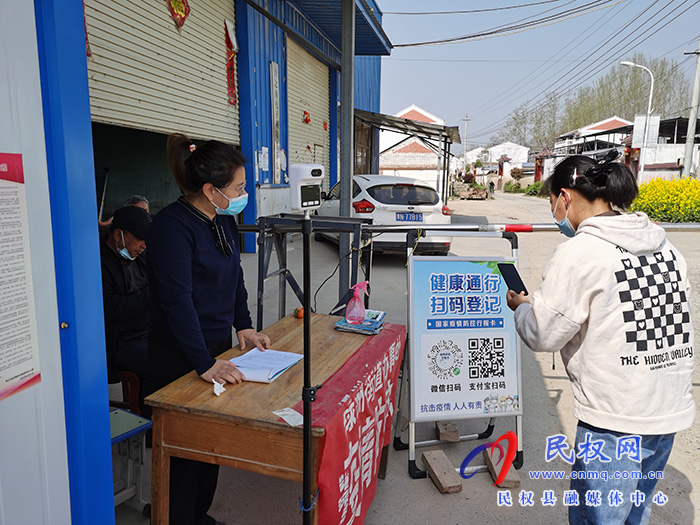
top-left (396, 212), bottom-right (423, 222)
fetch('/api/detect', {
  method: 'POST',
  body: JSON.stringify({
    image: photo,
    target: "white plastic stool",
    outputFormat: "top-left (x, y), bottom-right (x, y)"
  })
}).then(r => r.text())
top-left (110, 409), bottom-right (151, 516)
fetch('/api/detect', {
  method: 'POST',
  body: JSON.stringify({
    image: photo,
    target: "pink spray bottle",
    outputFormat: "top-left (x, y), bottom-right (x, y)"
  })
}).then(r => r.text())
top-left (345, 281), bottom-right (369, 325)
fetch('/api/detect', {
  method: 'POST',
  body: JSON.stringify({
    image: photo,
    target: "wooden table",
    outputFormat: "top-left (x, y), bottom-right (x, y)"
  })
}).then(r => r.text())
top-left (146, 313), bottom-right (389, 524)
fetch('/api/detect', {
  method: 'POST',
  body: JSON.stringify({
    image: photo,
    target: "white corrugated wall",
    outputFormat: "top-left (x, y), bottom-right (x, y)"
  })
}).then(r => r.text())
top-left (287, 38), bottom-right (330, 191)
top-left (84, 0), bottom-right (239, 143)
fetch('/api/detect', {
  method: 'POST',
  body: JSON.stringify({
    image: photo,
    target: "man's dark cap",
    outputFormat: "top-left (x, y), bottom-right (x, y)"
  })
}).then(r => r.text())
top-left (111, 206), bottom-right (152, 240)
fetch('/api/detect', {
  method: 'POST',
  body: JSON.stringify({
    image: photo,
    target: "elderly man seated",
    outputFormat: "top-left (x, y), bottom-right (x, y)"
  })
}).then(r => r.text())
top-left (100, 206), bottom-right (151, 386)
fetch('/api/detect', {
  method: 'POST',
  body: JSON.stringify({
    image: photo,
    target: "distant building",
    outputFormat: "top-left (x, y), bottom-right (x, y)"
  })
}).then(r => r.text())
top-left (540, 116), bottom-right (633, 181)
top-left (554, 116), bottom-right (632, 156)
top-left (379, 104), bottom-right (446, 151)
top-left (575, 116), bottom-right (700, 182)
top-left (378, 105), bottom-right (452, 190)
top-left (542, 115), bottom-right (700, 183)
top-left (463, 141), bottom-right (530, 189)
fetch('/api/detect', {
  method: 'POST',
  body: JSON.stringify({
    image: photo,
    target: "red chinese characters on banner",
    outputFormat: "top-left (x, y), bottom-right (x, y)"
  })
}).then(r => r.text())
top-left (294, 325), bottom-right (405, 524)
top-left (167, 0), bottom-right (190, 28)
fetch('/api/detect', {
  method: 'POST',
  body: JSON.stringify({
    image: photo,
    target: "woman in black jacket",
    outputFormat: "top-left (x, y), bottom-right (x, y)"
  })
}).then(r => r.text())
top-left (146, 134), bottom-right (270, 525)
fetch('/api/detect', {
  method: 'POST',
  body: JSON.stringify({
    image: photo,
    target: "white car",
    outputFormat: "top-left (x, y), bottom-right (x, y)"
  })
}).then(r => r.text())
top-left (315, 174), bottom-right (452, 254)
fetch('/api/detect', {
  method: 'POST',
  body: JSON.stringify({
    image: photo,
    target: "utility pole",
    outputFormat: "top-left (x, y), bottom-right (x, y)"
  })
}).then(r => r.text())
top-left (462, 115), bottom-right (470, 174)
top-left (682, 39), bottom-right (700, 177)
top-left (338, 0), bottom-right (354, 299)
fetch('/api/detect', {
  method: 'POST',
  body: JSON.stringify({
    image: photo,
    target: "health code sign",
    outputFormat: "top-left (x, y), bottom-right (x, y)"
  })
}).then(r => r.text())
top-left (408, 256), bottom-right (522, 422)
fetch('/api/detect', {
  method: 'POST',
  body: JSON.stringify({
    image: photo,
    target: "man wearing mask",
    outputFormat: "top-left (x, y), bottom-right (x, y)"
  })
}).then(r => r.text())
top-left (101, 205), bottom-right (151, 386)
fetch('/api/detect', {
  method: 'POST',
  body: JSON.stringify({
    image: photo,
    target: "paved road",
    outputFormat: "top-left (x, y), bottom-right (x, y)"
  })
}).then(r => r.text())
top-left (237, 192), bottom-right (698, 525)
top-left (117, 191), bottom-right (698, 525)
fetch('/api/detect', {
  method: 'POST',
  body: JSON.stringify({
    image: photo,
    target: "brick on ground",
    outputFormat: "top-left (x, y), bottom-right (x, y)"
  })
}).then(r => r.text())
top-left (482, 448), bottom-right (520, 489)
top-left (422, 450), bottom-right (462, 494)
top-left (435, 421), bottom-right (460, 442)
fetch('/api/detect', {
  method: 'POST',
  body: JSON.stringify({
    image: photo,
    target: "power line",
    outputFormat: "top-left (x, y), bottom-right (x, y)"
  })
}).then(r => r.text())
top-left (467, 0), bottom-right (667, 135)
top-left (384, 58), bottom-right (611, 63)
top-left (391, 0), bottom-right (580, 48)
top-left (472, 53), bottom-right (695, 141)
top-left (534, 1), bottom-right (699, 121)
top-left (393, 0), bottom-right (624, 47)
top-left (384, 1), bottom-right (563, 16)
top-left (466, 0), bottom-right (628, 121)
top-left (469, 1), bottom-right (699, 139)
top-left (473, 3), bottom-right (700, 137)
top-left (557, 55), bottom-right (695, 130)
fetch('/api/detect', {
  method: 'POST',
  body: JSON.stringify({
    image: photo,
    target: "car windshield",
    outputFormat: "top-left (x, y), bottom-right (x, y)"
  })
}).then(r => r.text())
top-left (327, 181), bottom-right (361, 199)
top-left (366, 184), bottom-right (439, 206)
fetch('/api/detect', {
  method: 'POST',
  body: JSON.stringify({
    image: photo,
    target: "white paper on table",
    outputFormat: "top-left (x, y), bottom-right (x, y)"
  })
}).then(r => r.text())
top-left (230, 348), bottom-right (303, 383)
top-left (273, 407), bottom-right (303, 427)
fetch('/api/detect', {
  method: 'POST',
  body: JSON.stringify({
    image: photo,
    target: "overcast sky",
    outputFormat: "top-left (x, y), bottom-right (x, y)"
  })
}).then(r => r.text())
top-left (377, 0), bottom-right (700, 151)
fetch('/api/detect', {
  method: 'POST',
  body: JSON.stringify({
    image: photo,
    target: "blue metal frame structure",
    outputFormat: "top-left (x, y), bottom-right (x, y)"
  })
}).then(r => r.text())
top-left (236, 0), bottom-right (387, 251)
top-left (33, 0), bottom-right (115, 523)
top-left (290, 0), bottom-right (391, 55)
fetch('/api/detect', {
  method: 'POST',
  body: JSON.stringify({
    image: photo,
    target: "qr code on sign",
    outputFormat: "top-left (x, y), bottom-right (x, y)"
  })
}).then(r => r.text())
top-left (468, 337), bottom-right (505, 379)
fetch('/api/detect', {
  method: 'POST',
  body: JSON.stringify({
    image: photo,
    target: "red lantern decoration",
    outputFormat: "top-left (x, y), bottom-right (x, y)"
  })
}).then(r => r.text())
top-left (303, 111), bottom-right (311, 124)
top-left (323, 121), bottom-right (328, 131)
top-left (167, 0), bottom-right (190, 28)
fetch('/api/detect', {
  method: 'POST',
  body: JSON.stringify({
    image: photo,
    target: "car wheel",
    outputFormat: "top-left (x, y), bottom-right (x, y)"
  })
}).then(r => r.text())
top-left (314, 232), bottom-right (326, 242)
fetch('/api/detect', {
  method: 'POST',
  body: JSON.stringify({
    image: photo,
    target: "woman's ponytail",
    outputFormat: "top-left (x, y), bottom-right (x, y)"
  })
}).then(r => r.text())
top-left (166, 133), bottom-right (246, 195)
top-left (601, 161), bottom-right (638, 209)
top-left (167, 133), bottom-right (198, 195)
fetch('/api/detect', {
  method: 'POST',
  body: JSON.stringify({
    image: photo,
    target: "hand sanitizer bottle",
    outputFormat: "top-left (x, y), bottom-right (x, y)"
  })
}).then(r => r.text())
top-left (345, 281), bottom-right (369, 325)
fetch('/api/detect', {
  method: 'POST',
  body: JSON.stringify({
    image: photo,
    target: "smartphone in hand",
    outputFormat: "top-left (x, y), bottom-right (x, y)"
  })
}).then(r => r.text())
top-left (497, 263), bottom-right (528, 295)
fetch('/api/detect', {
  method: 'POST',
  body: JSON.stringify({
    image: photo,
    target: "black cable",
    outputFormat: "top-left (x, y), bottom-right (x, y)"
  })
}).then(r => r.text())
top-left (468, 0), bottom-right (673, 138)
top-left (384, 1), bottom-right (563, 16)
top-left (393, 0), bottom-right (618, 47)
top-left (466, 0), bottom-right (628, 121)
top-left (312, 248), bottom-right (367, 312)
top-left (469, 1), bottom-right (700, 140)
top-left (392, 0), bottom-right (580, 47)
top-left (473, 54), bottom-right (694, 142)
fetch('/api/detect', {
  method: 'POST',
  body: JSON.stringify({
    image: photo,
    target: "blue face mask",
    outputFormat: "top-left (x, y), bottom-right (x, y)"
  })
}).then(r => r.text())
top-left (213, 187), bottom-right (248, 216)
top-left (118, 230), bottom-right (136, 260)
top-left (552, 193), bottom-right (576, 238)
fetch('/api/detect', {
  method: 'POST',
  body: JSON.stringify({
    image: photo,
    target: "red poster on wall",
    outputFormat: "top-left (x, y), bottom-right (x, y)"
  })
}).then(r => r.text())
top-left (167, 0), bottom-right (190, 28)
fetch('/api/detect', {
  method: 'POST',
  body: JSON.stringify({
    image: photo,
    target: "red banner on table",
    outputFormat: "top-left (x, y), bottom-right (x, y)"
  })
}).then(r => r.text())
top-left (295, 323), bottom-right (405, 524)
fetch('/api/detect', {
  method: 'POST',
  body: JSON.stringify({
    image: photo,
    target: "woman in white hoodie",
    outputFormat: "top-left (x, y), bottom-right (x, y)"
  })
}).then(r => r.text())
top-left (507, 153), bottom-right (694, 525)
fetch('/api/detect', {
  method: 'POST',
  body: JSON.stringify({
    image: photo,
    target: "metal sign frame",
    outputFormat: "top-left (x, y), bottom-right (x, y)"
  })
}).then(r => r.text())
top-left (408, 255), bottom-right (523, 423)
top-left (394, 230), bottom-right (525, 479)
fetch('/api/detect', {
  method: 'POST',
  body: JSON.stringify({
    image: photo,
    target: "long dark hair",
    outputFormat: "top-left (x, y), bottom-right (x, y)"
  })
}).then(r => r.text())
top-left (166, 133), bottom-right (247, 195)
top-left (542, 151), bottom-right (638, 209)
